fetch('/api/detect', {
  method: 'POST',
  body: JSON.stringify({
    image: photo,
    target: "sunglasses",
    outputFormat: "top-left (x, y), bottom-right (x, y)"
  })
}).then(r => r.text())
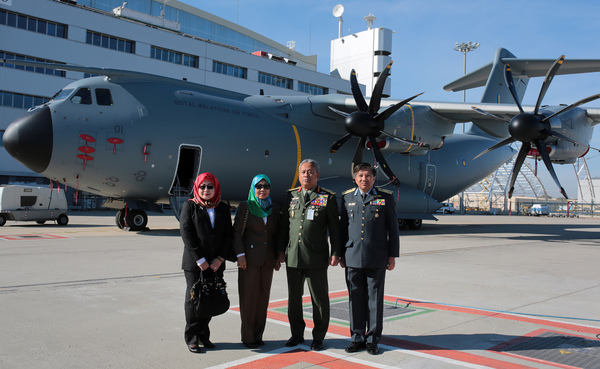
top-left (255, 184), bottom-right (270, 190)
top-left (199, 185), bottom-right (214, 190)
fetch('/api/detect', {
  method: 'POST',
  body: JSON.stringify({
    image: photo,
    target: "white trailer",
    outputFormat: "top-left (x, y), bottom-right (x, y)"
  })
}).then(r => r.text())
top-left (0, 185), bottom-right (69, 226)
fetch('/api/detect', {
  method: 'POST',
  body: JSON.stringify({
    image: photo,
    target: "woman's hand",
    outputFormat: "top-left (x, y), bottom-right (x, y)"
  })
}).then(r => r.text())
top-left (199, 260), bottom-right (210, 271)
top-left (274, 260), bottom-right (281, 271)
top-left (237, 255), bottom-right (247, 270)
top-left (209, 258), bottom-right (222, 272)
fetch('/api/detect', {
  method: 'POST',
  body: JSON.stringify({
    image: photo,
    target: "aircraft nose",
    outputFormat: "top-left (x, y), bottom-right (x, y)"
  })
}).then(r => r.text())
top-left (3, 105), bottom-right (53, 173)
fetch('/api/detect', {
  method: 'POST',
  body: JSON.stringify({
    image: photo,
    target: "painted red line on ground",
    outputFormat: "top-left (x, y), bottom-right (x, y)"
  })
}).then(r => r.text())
top-left (226, 348), bottom-right (380, 369)
top-left (387, 296), bottom-right (599, 335)
top-left (0, 234), bottom-right (70, 241)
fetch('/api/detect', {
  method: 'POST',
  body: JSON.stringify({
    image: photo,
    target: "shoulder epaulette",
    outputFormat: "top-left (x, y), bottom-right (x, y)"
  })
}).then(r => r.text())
top-left (378, 188), bottom-right (393, 195)
top-left (287, 186), bottom-right (300, 192)
top-left (319, 187), bottom-right (335, 195)
top-left (342, 188), bottom-right (357, 195)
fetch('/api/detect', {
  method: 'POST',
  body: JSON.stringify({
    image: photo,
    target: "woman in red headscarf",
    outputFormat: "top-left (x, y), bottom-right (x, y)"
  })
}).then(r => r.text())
top-left (180, 172), bottom-right (232, 354)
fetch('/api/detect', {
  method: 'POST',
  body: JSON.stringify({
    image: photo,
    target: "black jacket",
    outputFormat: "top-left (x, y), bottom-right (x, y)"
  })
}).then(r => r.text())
top-left (180, 200), bottom-right (233, 271)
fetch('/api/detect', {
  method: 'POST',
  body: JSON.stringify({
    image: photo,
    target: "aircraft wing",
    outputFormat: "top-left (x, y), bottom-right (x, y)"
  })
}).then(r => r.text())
top-left (444, 59), bottom-right (600, 92)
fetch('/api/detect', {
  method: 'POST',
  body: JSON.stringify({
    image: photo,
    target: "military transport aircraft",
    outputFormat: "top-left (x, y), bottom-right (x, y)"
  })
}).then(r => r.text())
top-left (4, 47), bottom-right (600, 231)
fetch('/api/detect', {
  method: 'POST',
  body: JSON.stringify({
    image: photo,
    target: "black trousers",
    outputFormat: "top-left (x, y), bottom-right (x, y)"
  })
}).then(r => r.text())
top-left (345, 267), bottom-right (386, 345)
top-left (183, 267), bottom-right (223, 345)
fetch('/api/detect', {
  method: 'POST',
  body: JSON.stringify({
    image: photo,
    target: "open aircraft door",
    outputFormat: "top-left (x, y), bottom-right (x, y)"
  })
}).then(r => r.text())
top-left (169, 145), bottom-right (202, 220)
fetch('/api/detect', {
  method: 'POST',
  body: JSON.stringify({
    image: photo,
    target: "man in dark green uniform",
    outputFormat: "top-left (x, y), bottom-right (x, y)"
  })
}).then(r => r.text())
top-left (278, 159), bottom-right (342, 351)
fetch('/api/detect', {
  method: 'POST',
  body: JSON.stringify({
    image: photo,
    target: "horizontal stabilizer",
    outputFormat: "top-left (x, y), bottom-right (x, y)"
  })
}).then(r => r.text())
top-left (444, 58), bottom-right (600, 92)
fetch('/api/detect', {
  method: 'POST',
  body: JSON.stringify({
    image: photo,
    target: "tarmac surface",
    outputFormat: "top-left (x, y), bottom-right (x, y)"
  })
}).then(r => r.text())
top-left (1, 212), bottom-right (600, 369)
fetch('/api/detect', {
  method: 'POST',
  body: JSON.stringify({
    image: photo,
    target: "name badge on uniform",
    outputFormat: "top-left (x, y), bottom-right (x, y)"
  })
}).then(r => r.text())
top-left (307, 209), bottom-right (315, 220)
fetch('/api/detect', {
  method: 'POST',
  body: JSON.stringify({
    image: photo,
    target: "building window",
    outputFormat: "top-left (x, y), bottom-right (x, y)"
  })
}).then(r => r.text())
top-left (86, 31), bottom-right (135, 53)
top-left (212, 61), bottom-right (247, 79)
top-left (298, 82), bottom-right (328, 95)
top-left (0, 10), bottom-right (67, 38)
top-left (0, 90), bottom-right (49, 110)
top-left (151, 46), bottom-right (198, 68)
top-left (0, 51), bottom-right (66, 77)
top-left (258, 72), bottom-right (293, 90)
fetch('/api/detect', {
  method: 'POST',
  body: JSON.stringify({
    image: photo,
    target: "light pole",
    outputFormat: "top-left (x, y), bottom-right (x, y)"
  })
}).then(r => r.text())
top-left (454, 42), bottom-right (480, 103)
top-left (454, 42), bottom-right (479, 215)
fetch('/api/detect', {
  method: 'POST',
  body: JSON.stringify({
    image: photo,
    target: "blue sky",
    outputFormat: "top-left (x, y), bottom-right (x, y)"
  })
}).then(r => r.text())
top-left (181, 0), bottom-right (600, 198)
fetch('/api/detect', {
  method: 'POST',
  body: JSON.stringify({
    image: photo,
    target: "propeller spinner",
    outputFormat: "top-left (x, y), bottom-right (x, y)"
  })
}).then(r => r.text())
top-left (329, 62), bottom-right (425, 186)
top-left (473, 56), bottom-right (600, 199)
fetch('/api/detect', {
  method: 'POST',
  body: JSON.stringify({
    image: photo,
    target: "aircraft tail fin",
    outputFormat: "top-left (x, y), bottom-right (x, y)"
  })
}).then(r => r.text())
top-left (444, 48), bottom-right (600, 104)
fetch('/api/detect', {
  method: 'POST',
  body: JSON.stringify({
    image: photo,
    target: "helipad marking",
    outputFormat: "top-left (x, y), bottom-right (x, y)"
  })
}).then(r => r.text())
top-left (229, 291), bottom-right (600, 369)
top-left (0, 234), bottom-right (71, 241)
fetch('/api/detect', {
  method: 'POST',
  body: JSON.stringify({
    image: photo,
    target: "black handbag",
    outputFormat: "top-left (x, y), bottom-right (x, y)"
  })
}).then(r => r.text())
top-left (189, 272), bottom-right (230, 318)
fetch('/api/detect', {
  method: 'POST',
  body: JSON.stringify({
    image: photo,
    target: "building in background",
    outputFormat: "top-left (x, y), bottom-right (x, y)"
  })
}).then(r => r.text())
top-left (1, 0), bottom-right (374, 192)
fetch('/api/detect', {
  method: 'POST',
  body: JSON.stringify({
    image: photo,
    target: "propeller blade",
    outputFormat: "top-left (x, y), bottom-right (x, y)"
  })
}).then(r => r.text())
top-left (507, 142), bottom-right (531, 198)
top-left (549, 130), bottom-right (588, 147)
top-left (379, 130), bottom-right (429, 147)
top-left (374, 92), bottom-right (425, 121)
top-left (534, 55), bottom-right (565, 115)
top-left (542, 93), bottom-right (600, 123)
top-left (330, 133), bottom-right (352, 154)
top-left (474, 137), bottom-right (516, 160)
top-left (534, 139), bottom-right (568, 198)
top-left (504, 64), bottom-right (525, 114)
top-left (548, 129), bottom-right (600, 153)
top-left (368, 136), bottom-right (400, 186)
top-left (350, 69), bottom-right (368, 112)
top-left (328, 106), bottom-right (350, 117)
top-left (471, 106), bottom-right (509, 122)
top-left (369, 62), bottom-right (393, 114)
top-left (352, 137), bottom-right (366, 171)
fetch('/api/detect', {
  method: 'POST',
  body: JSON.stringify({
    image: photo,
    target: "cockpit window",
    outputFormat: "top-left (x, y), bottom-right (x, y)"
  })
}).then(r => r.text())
top-left (95, 88), bottom-right (113, 106)
top-left (52, 88), bottom-right (74, 101)
top-left (71, 88), bottom-right (92, 105)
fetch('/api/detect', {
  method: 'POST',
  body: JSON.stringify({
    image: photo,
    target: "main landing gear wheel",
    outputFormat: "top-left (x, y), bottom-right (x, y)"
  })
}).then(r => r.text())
top-left (407, 219), bottom-right (422, 230)
top-left (115, 209), bottom-right (125, 229)
top-left (125, 209), bottom-right (148, 231)
top-left (0, 215), bottom-right (6, 227)
top-left (398, 219), bottom-right (407, 230)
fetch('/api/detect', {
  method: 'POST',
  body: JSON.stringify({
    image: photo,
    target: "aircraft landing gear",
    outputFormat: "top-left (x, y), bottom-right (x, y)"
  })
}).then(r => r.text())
top-left (407, 219), bottom-right (422, 230)
top-left (115, 208), bottom-right (148, 231)
top-left (398, 218), bottom-right (422, 231)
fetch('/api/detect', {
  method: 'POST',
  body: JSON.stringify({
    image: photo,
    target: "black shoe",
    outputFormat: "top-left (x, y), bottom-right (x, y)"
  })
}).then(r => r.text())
top-left (345, 341), bottom-right (366, 353)
top-left (255, 339), bottom-right (265, 346)
top-left (201, 340), bottom-right (216, 349)
top-left (243, 342), bottom-right (258, 349)
top-left (284, 336), bottom-right (304, 347)
top-left (366, 343), bottom-right (380, 355)
top-left (310, 339), bottom-right (324, 351)
top-left (187, 344), bottom-right (201, 353)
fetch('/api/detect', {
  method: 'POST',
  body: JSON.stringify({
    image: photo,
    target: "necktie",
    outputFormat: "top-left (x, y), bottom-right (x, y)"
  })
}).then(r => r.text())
top-left (362, 193), bottom-right (367, 201)
top-left (304, 191), bottom-right (311, 204)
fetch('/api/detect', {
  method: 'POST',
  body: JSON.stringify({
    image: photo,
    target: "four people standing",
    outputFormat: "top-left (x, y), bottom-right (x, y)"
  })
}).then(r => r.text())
top-left (180, 160), bottom-right (399, 354)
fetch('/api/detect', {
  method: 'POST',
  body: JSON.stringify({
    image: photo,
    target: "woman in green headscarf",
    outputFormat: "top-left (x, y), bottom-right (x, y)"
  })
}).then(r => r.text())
top-left (232, 174), bottom-right (281, 348)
